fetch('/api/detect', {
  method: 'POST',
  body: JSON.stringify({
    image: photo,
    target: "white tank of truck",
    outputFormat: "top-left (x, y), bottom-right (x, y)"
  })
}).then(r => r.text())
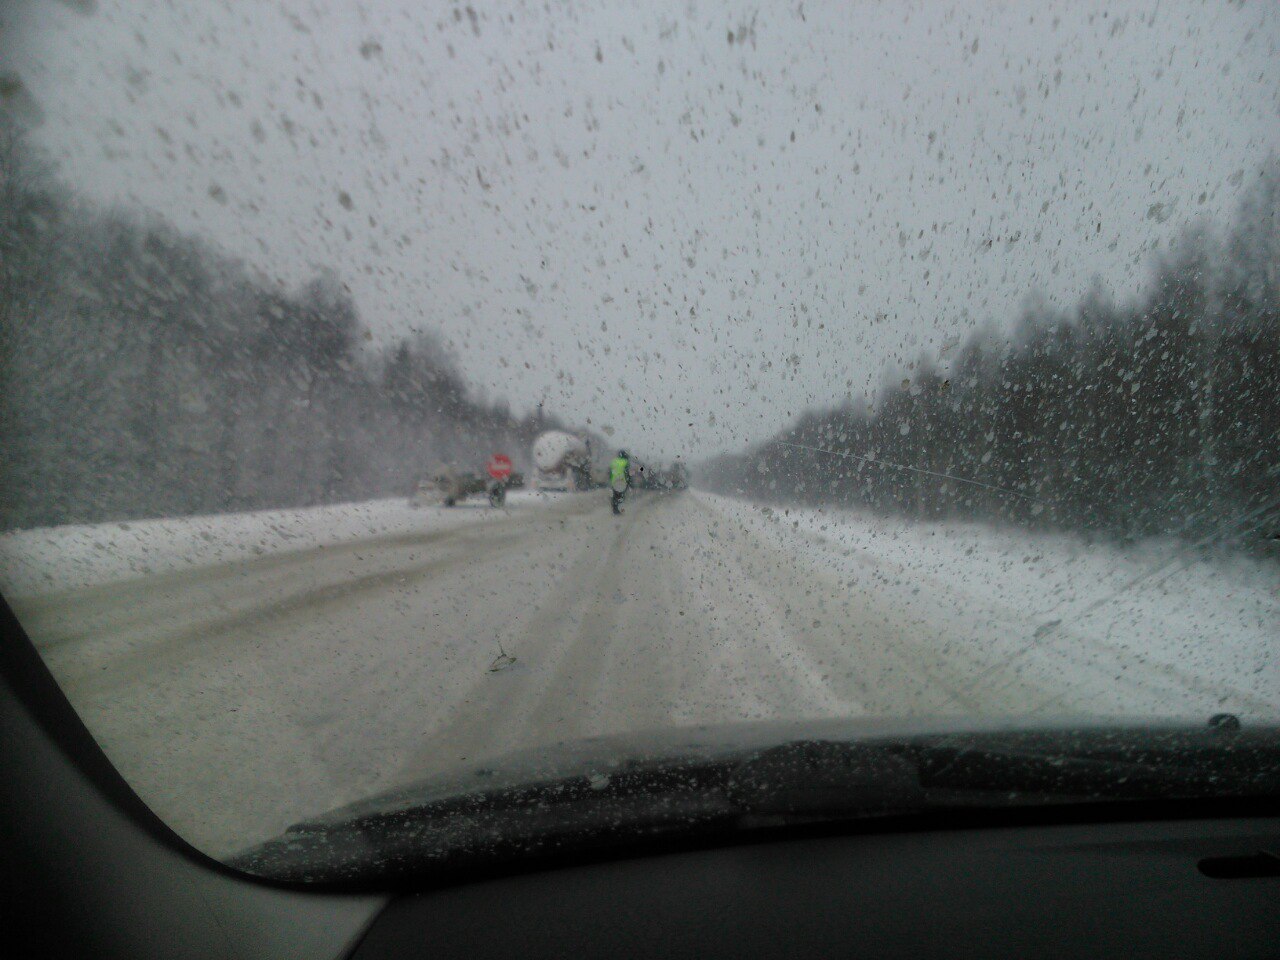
top-left (532, 430), bottom-right (590, 491)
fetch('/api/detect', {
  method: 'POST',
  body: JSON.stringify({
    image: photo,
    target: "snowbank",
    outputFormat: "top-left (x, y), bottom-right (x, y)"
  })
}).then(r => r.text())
top-left (0, 491), bottom-right (558, 598)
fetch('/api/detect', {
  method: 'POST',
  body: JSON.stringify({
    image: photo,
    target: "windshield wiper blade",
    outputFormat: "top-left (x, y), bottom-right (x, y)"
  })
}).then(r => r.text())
top-left (231, 739), bottom-right (927, 883)
top-left (911, 723), bottom-right (1280, 801)
top-left (230, 722), bottom-right (1280, 885)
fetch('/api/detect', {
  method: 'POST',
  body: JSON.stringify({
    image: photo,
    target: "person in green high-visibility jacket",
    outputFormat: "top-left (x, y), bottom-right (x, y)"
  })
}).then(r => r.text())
top-left (609, 450), bottom-right (631, 515)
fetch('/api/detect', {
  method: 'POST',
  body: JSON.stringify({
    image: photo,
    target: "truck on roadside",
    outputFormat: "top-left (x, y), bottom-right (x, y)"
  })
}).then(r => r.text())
top-left (531, 431), bottom-right (592, 491)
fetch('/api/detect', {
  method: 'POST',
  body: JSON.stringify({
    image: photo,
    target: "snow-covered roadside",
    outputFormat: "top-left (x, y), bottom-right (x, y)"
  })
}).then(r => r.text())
top-left (0, 490), bottom-right (561, 599)
top-left (700, 492), bottom-right (1279, 712)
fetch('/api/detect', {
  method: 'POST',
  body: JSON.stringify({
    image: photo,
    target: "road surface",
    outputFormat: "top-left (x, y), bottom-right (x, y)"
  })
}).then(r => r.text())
top-left (11, 490), bottom-right (1270, 857)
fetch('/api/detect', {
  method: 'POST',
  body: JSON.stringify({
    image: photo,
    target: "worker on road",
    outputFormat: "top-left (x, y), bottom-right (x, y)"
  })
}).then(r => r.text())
top-left (610, 450), bottom-right (631, 515)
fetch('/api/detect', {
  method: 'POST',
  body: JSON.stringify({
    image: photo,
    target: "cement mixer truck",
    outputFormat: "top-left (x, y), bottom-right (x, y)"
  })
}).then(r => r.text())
top-left (531, 430), bottom-right (591, 491)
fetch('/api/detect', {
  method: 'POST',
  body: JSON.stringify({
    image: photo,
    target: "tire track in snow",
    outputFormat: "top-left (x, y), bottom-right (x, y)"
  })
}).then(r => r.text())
top-left (395, 495), bottom-right (656, 775)
top-left (18, 495), bottom-right (599, 646)
top-left (43, 508), bottom-right (593, 698)
top-left (686, 495), bottom-right (989, 714)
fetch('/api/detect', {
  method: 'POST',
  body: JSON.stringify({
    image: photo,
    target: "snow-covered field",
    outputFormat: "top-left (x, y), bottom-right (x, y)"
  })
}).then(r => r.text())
top-left (0, 488), bottom-right (1275, 858)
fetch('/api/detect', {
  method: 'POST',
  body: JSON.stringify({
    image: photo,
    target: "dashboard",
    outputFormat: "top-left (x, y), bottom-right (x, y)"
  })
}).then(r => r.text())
top-left (354, 817), bottom-right (1280, 959)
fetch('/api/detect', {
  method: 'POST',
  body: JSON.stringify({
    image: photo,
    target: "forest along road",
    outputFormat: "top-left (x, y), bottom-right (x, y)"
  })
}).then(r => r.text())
top-left (13, 490), bottom-right (1267, 859)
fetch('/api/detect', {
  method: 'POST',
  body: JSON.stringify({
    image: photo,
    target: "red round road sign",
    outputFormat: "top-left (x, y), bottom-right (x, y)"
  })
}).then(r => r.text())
top-left (487, 454), bottom-right (513, 480)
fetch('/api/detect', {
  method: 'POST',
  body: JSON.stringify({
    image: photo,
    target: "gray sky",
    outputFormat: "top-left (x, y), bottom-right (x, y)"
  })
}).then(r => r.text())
top-left (9, 0), bottom-right (1279, 458)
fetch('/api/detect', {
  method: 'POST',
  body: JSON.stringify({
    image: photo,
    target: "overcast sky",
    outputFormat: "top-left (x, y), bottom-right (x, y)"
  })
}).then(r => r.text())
top-left (8, 0), bottom-right (1279, 458)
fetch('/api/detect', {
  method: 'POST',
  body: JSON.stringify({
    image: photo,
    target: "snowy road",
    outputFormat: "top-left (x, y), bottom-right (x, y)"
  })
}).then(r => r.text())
top-left (5, 490), bottom-right (1276, 857)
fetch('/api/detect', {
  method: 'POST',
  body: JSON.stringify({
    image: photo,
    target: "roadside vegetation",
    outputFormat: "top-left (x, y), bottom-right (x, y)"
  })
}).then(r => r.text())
top-left (0, 120), bottom-right (562, 530)
top-left (703, 161), bottom-right (1279, 550)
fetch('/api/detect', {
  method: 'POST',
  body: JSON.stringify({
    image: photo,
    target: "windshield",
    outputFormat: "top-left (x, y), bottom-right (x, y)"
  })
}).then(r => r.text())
top-left (1, 0), bottom-right (1276, 870)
